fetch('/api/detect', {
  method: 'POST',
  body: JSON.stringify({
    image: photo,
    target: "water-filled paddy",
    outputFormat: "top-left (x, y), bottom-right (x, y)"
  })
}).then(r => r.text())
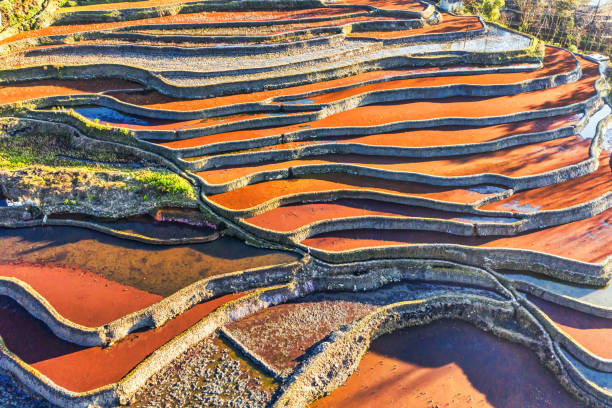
top-left (505, 271), bottom-right (612, 309)
top-left (310, 320), bottom-right (579, 408)
top-left (0, 293), bottom-right (242, 392)
top-left (0, 226), bottom-right (298, 297)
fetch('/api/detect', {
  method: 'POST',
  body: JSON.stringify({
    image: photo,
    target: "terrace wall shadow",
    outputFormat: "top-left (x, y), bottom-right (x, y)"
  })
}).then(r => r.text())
top-left (311, 320), bottom-right (580, 408)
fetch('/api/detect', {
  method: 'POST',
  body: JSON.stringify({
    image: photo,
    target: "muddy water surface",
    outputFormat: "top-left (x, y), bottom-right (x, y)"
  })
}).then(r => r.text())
top-left (310, 320), bottom-right (580, 408)
top-left (0, 226), bottom-right (298, 297)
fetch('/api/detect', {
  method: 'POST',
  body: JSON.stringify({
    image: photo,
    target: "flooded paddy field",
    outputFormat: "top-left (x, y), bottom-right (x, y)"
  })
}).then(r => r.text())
top-left (302, 206), bottom-right (612, 264)
top-left (208, 174), bottom-right (500, 211)
top-left (0, 225), bottom-right (297, 326)
top-left (0, 292), bottom-right (242, 392)
top-left (309, 320), bottom-right (579, 408)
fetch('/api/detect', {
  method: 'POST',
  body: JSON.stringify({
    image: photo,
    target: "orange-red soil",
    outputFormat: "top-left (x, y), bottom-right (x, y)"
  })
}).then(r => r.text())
top-left (221, 114), bottom-right (580, 154)
top-left (331, 0), bottom-right (428, 12)
top-left (310, 320), bottom-right (579, 408)
top-left (160, 57), bottom-right (598, 150)
top-left (111, 66), bottom-right (450, 111)
top-left (197, 136), bottom-right (590, 185)
top-left (0, 8), bottom-right (368, 45)
top-left (349, 13), bottom-right (483, 39)
top-left (207, 174), bottom-right (498, 210)
top-left (527, 295), bottom-right (612, 360)
top-left (307, 47), bottom-right (576, 104)
top-left (302, 205), bottom-right (612, 263)
top-left (0, 226), bottom-right (298, 297)
top-left (482, 151), bottom-right (612, 212)
top-left (0, 79), bottom-right (141, 105)
top-left (0, 293), bottom-right (243, 392)
top-left (102, 46), bottom-right (572, 113)
top-left (0, 262), bottom-right (160, 327)
top-left (245, 199), bottom-right (506, 232)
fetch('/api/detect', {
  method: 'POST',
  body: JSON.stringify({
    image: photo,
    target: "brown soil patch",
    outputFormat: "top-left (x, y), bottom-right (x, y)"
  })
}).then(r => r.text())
top-left (0, 226), bottom-right (298, 296)
top-left (226, 299), bottom-right (376, 372)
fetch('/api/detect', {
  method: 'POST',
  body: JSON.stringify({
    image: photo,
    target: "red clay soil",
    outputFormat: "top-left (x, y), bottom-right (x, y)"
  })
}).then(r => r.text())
top-left (196, 136), bottom-right (591, 185)
top-left (0, 262), bottom-right (161, 327)
top-left (0, 79), bottom-right (141, 105)
top-left (527, 295), bottom-right (612, 360)
top-left (244, 199), bottom-right (509, 232)
top-left (112, 66), bottom-right (450, 111)
top-left (94, 45), bottom-right (568, 112)
top-left (0, 292), bottom-right (243, 392)
top-left (331, 0), bottom-right (428, 12)
top-left (159, 57), bottom-right (598, 150)
top-left (207, 174), bottom-right (499, 210)
top-left (223, 114), bottom-right (581, 154)
top-left (481, 151), bottom-right (612, 212)
top-left (301, 206), bottom-right (612, 263)
top-left (0, 8), bottom-right (366, 45)
top-left (309, 320), bottom-right (579, 408)
top-left (349, 13), bottom-right (483, 39)
top-left (136, 47), bottom-right (573, 129)
top-left (307, 47), bottom-right (577, 104)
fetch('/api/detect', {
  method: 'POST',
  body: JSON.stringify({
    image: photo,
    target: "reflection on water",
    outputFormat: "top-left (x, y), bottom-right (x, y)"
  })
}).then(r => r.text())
top-left (468, 185), bottom-right (507, 195)
top-left (277, 98), bottom-right (316, 105)
top-left (49, 213), bottom-right (213, 240)
top-left (504, 271), bottom-right (612, 308)
top-left (560, 347), bottom-right (612, 392)
top-left (388, 25), bottom-right (532, 55)
top-left (499, 200), bottom-right (541, 213)
top-left (580, 104), bottom-right (611, 140)
top-left (73, 106), bottom-right (173, 127)
top-left (0, 226), bottom-right (298, 296)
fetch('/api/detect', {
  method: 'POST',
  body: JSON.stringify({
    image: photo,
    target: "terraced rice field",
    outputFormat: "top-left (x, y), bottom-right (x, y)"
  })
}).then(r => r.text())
top-left (0, 0), bottom-right (611, 407)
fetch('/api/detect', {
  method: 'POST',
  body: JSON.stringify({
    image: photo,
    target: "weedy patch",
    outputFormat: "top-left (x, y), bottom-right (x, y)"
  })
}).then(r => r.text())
top-left (0, 125), bottom-right (197, 217)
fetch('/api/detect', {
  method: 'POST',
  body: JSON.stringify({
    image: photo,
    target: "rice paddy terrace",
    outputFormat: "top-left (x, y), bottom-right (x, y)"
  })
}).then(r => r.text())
top-left (0, 0), bottom-right (611, 407)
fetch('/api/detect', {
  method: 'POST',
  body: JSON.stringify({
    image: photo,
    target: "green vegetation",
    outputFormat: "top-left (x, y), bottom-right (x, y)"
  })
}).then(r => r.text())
top-left (463, 0), bottom-right (505, 22)
top-left (134, 171), bottom-right (195, 200)
top-left (0, 131), bottom-right (134, 169)
top-left (463, 0), bottom-right (611, 54)
top-left (0, 0), bottom-right (44, 31)
top-left (0, 126), bottom-right (197, 209)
